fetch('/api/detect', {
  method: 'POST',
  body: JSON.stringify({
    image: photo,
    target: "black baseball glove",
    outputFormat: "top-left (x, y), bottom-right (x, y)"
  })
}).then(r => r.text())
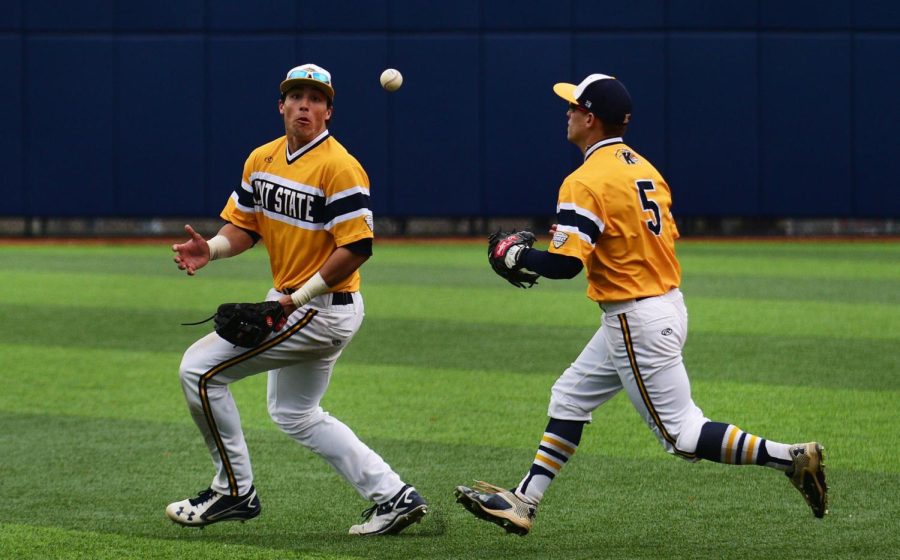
top-left (213, 301), bottom-right (287, 348)
top-left (487, 229), bottom-right (539, 289)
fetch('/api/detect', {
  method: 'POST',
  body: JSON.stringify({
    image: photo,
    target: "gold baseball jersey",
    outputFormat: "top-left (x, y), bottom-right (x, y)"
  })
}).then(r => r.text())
top-left (221, 130), bottom-right (373, 293)
top-left (548, 137), bottom-right (681, 302)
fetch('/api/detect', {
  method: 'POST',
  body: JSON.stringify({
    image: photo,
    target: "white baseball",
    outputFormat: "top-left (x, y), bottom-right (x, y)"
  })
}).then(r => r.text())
top-left (380, 68), bottom-right (403, 92)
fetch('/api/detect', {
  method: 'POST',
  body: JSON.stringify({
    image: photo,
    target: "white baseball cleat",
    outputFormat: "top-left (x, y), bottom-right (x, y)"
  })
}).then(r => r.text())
top-left (166, 486), bottom-right (261, 527)
top-left (348, 485), bottom-right (428, 536)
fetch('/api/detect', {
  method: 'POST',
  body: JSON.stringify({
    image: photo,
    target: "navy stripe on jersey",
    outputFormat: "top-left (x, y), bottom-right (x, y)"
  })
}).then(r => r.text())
top-left (235, 185), bottom-right (255, 209)
top-left (323, 191), bottom-right (370, 224)
top-left (557, 207), bottom-right (602, 244)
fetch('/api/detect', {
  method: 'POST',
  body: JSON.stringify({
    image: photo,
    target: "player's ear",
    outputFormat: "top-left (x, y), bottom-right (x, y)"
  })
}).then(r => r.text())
top-left (278, 97), bottom-right (285, 114)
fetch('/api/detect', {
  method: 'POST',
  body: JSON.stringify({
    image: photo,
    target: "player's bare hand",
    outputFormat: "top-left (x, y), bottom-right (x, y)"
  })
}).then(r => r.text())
top-left (172, 224), bottom-right (210, 276)
top-left (549, 224), bottom-right (558, 236)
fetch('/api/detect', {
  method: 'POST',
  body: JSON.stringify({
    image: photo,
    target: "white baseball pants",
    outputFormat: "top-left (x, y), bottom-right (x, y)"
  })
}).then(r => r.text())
top-left (548, 288), bottom-right (709, 459)
top-left (178, 289), bottom-right (404, 501)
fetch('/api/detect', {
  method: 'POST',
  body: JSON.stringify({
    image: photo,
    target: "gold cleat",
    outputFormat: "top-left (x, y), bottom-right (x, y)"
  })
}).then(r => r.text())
top-left (454, 481), bottom-right (536, 536)
top-left (786, 442), bottom-right (829, 518)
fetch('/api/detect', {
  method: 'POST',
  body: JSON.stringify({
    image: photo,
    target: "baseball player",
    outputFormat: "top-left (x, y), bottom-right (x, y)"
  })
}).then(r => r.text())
top-left (456, 74), bottom-right (828, 535)
top-left (166, 63), bottom-right (427, 536)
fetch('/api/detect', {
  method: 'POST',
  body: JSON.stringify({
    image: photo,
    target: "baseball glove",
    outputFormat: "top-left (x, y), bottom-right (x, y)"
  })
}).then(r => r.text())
top-left (212, 301), bottom-right (287, 348)
top-left (487, 230), bottom-right (539, 289)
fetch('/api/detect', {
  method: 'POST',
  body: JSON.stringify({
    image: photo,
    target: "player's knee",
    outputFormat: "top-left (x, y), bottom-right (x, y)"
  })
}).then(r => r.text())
top-left (674, 417), bottom-right (706, 455)
top-left (178, 358), bottom-right (202, 393)
top-left (548, 391), bottom-right (593, 422)
top-left (268, 406), bottom-right (326, 438)
top-left (655, 410), bottom-right (707, 460)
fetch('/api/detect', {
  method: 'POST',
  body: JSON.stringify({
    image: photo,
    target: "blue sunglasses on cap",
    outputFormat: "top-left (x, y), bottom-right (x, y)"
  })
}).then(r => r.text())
top-left (287, 69), bottom-right (331, 85)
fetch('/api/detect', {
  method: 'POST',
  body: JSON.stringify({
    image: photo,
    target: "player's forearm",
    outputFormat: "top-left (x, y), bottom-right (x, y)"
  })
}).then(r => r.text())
top-left (209, 223), bottom-right (256, 260)
top-left (318, 246), bottom-right (369, 286)
top-left (284, 245), bottom-right (370, 310)
top-left (520, 248), bottom-right (583, 279)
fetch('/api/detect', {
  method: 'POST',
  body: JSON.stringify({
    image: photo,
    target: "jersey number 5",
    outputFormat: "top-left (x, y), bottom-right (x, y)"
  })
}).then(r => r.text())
top-left (636, 180), bottom-right (662, 236)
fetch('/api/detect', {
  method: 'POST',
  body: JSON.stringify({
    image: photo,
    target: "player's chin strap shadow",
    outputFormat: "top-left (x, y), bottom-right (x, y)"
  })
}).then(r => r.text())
top-left (181, 314), bottom-right (216, 326)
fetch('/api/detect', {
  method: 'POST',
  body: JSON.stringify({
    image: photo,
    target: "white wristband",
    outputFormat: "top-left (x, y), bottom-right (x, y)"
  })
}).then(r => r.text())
top-left (505, 244), bottom-right (524, 269)
top-left (206, 235), bottom-right (232, 261)
top-left (290, 272), bottom-right (330, 308)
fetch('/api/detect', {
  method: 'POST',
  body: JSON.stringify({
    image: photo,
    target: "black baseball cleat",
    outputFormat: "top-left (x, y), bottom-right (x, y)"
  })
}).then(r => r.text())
top-left (455, 481), bottom-right (536, 536)
top-left (166, 486), bottom-right (261, 527)
top-left (348, 485), bottom-right (428, 536)
top-left (786, 442), bottom-right (829, 518)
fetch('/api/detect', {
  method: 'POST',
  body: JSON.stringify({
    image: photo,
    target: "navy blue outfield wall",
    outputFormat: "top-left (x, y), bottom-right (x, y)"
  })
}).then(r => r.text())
top-left (1, 0), bottom-right (898, 220)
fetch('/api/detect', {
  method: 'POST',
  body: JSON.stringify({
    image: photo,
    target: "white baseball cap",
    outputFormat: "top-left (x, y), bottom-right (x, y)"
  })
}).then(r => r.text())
top-left (280, 63), bottom-right (334, 102)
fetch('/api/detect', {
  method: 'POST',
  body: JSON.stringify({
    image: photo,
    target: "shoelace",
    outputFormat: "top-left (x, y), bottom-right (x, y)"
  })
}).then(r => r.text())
top-left (359, 490), bottom-right (403, 520)
top-left (473, 480), bottom-right (509, 494)
top-left (188, 488), bottom-right (217, 507)
top-left (472, 481), bottom-right (536, 518)
top-left (359, 503), bottom-right (378, 520)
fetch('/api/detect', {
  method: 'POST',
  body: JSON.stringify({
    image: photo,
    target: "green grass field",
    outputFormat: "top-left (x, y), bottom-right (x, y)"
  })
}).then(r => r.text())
top-left (1, 239), bottom-right (898, 559)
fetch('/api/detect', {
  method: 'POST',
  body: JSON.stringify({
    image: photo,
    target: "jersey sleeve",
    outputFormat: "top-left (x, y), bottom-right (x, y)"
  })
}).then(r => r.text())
top-left (548, 178), bottom-right (605, 265)
top-left (323, 162), bottom-right (374, 246)
top-left (220, 152), bottom-right (260, 234)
